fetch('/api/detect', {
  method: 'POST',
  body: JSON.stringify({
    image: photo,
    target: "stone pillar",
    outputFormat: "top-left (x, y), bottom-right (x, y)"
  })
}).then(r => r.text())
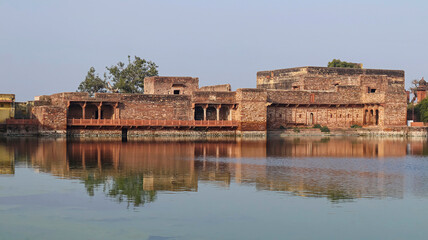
top-left (228, 106), bottom-right (232, 121)
top-left (216, 105), bottom-right (221, 121)
top-left (192, 108), bottom-right (195, 120)
top-left (203, 105), bottom-right (207, 121)
top-left (113, 103), bottom-right (117, 120)
top-left (98, 103), bottom-right (102, 119)
top-left (114, 103), bottom-right (120, 120)
top-left (82, 103), bottom-right (86, 119)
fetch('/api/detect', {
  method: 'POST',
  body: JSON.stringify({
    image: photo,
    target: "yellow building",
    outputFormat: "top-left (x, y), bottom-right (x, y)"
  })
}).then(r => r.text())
top-left (0, 94), bottom-right (15, 124)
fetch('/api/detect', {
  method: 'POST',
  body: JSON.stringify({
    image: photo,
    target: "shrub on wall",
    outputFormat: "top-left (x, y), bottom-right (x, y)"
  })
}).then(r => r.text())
top-left (313, 124), bottom-right (322, 129)
top-left (320, 126), bottom-right (330, 133)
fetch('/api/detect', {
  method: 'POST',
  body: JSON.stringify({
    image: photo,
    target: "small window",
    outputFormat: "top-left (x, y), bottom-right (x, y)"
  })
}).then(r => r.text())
top-left (339, 114), bottom-right (342, 118)
top-left (370, 88), bottom-right (377, 93)
top-left (330, 114), bottom-right (333, 118)
top-left (299, 114), bottom-right (302, 118)
top-left (356, 114), bottom-right (359, 118)
top-left (279, 114), bottom-right (282, 118)
top-left (173, 90), bottom-right (180, 95)
top-left (292, 86), bottom-right (299, 90)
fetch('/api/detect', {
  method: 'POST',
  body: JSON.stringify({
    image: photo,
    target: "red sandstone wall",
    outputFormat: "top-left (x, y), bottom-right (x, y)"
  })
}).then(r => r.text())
top-left (32, 106), bottom-right (67, 131)
top-left (267, 106), bottom-right (364, 129)
top-left (119, 95), bottom-right (192, 120)
top-left (236, 89), bottom-right (267, 131)
top-left (267, 87), bottom-right (362, 105)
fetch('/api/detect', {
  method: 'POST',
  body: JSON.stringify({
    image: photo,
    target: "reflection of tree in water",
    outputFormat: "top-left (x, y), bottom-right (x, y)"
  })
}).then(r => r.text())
top-left (82, 173), bottom-right (157, 207)
top-left (83, 173), bottom-right (107, 197)
top-left (325, 190), bottom-right (355, 203)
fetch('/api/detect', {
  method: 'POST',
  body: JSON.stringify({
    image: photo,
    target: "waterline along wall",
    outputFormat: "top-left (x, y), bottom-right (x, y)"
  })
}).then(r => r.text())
top-left (3, 67), bottom-right (408, 137)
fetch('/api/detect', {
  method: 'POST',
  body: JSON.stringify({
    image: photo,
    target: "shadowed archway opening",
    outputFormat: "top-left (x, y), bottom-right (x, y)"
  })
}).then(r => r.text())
top-left (85, 104), bottom-right (98, 119)
top-left (206, 106), bottom-right (217, 120)
top-left (68, 104), bottom-right (82, 119)
top-left (101, 105), bottom-right (114, 119)
top-left (364, 109), bottom-right (370, 125)
top-left (219, 107), bottom-right (230, 120)
top-left (194, 106), bottom-right (204, 120)
top-left (375, 110), bottom-right (379, 125)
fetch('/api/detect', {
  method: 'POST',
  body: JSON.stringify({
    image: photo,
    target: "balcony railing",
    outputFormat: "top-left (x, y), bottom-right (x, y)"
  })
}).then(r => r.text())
top-left (67, 119), bottom-right (238, 127)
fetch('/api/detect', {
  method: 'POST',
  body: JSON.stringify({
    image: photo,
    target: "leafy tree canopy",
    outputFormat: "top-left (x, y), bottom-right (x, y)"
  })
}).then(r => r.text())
top-left (414, 98), bottom-right (428, 122)
top-left (77, 56), bottom-right (158, 94)
top-left (78, 67), bottom-right (107, 97)
top-left (328, 59), bottom-right (362, 68)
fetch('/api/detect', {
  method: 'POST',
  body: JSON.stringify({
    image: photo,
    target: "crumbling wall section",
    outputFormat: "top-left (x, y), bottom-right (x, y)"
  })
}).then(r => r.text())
top-left (199, 84), bottom-right (231, 92)
top-left (192, 91), bottom-right (236, 104)
top-left (144, 77), bottom-right (199, 95)
top-left (32, 105), bottom-right (67, 133)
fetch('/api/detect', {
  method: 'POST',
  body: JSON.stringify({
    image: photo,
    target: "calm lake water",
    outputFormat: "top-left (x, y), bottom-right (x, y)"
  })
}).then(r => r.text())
top-left (1, 137), bottom-right (428, 240)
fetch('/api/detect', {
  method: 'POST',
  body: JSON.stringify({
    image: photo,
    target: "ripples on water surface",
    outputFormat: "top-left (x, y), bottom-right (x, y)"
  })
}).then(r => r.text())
top-left (1, 137), bottom-right (428, 239)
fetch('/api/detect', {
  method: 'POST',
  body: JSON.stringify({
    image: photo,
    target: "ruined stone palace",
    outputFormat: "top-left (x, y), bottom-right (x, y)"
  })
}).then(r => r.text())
top-left (4, 66), bottom-right (407, 136)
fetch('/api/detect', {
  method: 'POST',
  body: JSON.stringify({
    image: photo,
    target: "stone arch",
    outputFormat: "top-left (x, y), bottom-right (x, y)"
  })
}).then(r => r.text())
top-left (219, 106), bottom-right (230, 120)
top-left (101, 105), bottom-right (114, 119)
top-left (206, 106), bottom-right (217, 120)
top-left (85, 104), bottom-right (98, 119)
top-left (364, 109), bottom-right (368, 125)
top-left (68, 104), bottom-right (82, 119)
top-left (194, 106), bottom-right (204, 120)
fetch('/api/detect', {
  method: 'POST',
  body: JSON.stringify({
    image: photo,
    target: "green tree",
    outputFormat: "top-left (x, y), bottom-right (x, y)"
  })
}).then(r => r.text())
top-left (415, 98), bottom-right (428, 122)
top-left (78, 67), bottom-right (107, 96)
top-left (106, 56), bottom-right (158, 93)
top-left (77, 56), bottom-right (158, 94)
top-left (328, 59), bottom-right (362, 68)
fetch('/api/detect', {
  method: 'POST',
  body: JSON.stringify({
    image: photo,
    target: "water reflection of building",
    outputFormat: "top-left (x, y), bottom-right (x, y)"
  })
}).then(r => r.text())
top-left (267, 137), bottom-right (409, 158)
top-left (5, 137), bottom-right (428, 205)
top-left (0, 142), bottom-right (14, 175)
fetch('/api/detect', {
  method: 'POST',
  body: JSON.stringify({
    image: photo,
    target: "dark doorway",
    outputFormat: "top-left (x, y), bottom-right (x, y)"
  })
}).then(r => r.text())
top-left (194, 106), bottom-right (204, 120)
top-left (206, 106), bottom-right (217, 120)
top-left (101, 105), bottom-right (114, 119)
top-left (174, 90), bottom-right (180, 95)
top-left (375, 110), bottom-right (379, 125)
top-left (68, 104), bottom-right (82, 119)
top-left (122, 128), bottom-right (128, 142)
top-left (219, 107), bottom-right (230, 120)
top-left (85, 104), bottom-right (98, 119)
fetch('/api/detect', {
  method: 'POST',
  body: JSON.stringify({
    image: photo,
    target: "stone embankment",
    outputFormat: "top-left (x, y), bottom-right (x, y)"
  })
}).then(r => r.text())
top-left (2, 127), bottom-right (428, 139)
top-left (269, 126), bottom-right (428, 138)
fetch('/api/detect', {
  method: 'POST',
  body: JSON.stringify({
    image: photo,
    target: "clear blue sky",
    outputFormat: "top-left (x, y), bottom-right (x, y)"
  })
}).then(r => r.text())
top-left (1, 0), bottom-right (427, 101)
